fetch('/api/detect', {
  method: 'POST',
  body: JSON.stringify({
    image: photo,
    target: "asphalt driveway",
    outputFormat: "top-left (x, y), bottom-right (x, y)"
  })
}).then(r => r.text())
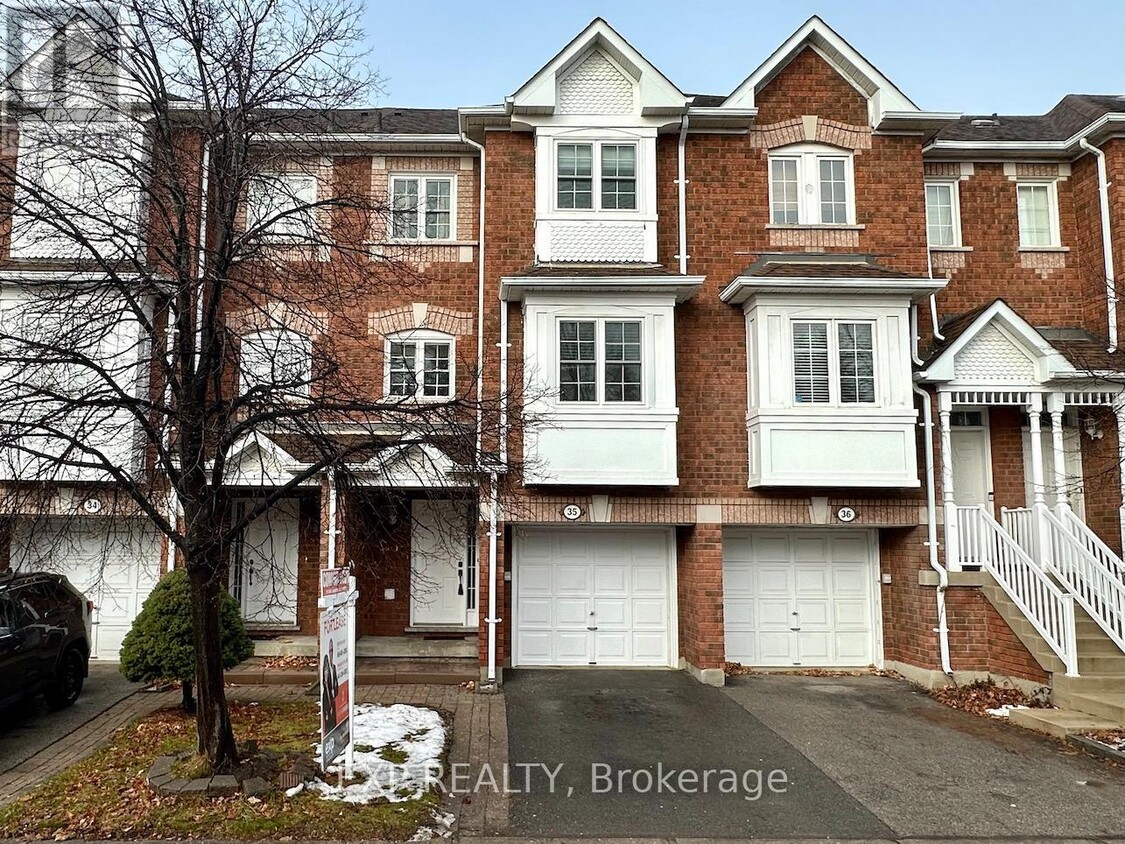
top-left (0, 663), bottom-right (138, 774)
top-left (505, 669), bottom-right (1125, 839)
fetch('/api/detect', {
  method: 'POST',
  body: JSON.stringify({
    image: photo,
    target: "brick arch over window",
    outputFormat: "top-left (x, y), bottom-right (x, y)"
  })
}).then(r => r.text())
top-left (226, 301), bottom-right (328, 338)
top-left (750, 116), bottom-right (871, 152)
top-left (367, 303), bottom-right (474, 338)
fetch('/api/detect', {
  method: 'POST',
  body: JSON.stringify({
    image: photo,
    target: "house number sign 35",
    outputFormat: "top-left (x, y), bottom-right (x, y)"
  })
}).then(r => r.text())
top-left (836, 506), bottom-right (857, 523)
top-left (562, 503), bottom-right (583, 521)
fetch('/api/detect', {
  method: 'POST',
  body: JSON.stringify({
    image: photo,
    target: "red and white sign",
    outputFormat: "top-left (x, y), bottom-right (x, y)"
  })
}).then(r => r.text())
top-left (320, 568), bottom-right (350, 605)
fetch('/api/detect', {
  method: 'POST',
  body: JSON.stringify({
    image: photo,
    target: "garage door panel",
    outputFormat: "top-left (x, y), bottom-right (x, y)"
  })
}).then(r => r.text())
top-left (517, 597), bottom-right (553, 627)
top-left (724, 530), bottom-right (876, 669)
top-left (515, 528), bottom-right (672, 668)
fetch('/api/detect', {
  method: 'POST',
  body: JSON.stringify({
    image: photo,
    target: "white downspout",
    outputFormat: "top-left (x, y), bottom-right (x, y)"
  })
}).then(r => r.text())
top-left (194, 139), bottom-right (211, 361)
top-left (1079, 137), bottom-right (1118, 353)
top-left (461, 131), bottom-right (487, 460)
top-left (676, 114), bottom-right (689, 275)
top-left (325, 471), bottom-right (338, 569)
top-left (915, 383), bottom-right (954, 676)
top-left (485, 472), bottom-right (499, 684)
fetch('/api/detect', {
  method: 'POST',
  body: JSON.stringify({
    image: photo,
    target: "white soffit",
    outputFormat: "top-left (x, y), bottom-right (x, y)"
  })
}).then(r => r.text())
top-left (722, 15), bottom-right (917, 116)
top-left (509, 17), bottom-right (688, 116)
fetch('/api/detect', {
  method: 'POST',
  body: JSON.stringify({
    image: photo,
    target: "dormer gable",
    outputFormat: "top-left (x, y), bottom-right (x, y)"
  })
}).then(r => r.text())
top-left (509, 18), bottom-right (687, 120)
top-left (722, 15), bottom-right (918, 127)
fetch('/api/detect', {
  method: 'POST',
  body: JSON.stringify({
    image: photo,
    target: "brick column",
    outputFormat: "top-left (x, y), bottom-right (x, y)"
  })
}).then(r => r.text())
top-left (677, 523), bottom-right (725, 686)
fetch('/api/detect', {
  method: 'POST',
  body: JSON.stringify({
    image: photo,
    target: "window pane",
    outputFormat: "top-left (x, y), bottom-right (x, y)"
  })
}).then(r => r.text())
top-left (1017, 184), bottom-right (1053, 247)
top-left (770, 158), bottom-right (799, 224)
top-left (604, 321), bottom-right (642, 402)
top-left (388, 341), bottom-right (417, 396)
top-left (391, 179), bottom-right (419, 239)
top-left (838, 323), bottom-right (875, 404)
top-left (422, 342), bottom-right (451, 397)
top-left (557, 144), bottom-right (593, 209)
top-left (559, 320), bottom-right (596, 402)
top-left (925, 182), bottom-right (956, 246)
top-left (242, 331), bottom-right (311, 398)
top-left (792, 322), bottom-right (830, 404)
top-left (601, 145), bottom-right (636, 210)
top-left (423, 179), bottom-right (452, 240)
top-left (819, 158), bottom-right (848, 224)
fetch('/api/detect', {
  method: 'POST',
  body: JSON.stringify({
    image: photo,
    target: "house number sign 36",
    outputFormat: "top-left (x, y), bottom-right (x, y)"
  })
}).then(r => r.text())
top-left (836, 506), bottom-right (857, 523)
top-left (562, 503), bottom-right (583, 521)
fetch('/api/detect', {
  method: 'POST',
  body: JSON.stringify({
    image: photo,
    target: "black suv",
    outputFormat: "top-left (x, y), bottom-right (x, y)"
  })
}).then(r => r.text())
top-left (0, 571), bottom-right (91, 710)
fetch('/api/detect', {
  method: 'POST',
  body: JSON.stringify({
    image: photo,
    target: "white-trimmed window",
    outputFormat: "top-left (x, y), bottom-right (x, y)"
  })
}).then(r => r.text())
top-left (390, 175), bottom-right (454, 241)
top-left (792, 320), bottom-right (875, 405)
top-left (558, 318), bottom-right (643, 403)
top-left (768, 145), bottom-right (855, 226)
top-left (555, 141), bottom-right (638, 211)
top-left (1016, 181), bottom-right (1060, 248)
top-left (385, 330), bottom-right (454, 399)
top-left (247, 173), bottom-right (317, 238)
top-left (925, 180), bottom-right (962, 247)
top-left (240, 330), bottom-right (312, 399)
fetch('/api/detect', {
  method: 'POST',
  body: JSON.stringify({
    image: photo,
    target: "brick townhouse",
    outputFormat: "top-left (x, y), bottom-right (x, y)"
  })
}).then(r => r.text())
top-left (5, 15), bottom-right (1125, 719)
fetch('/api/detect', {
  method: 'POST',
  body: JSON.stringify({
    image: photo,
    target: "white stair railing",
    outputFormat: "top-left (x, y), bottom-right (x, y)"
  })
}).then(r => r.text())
top-left (1001, 507), bottom-right (1036, 560)
top-left (1039, 504), bottom-right (1125, 653)
top-left (955, 504), bottom-right (1079, 676)
top-left (1056, 505), bottom-right (1125, 582)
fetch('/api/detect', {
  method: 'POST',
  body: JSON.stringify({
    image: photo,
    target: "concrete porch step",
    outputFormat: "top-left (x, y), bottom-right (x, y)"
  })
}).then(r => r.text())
top-left (253, 634), bottom-right (477, 659)
top-left (1063, 691), bottom-right (1125, 722)
top-left (1055, 674), bottom-right (1125, 693)
top-left (1079, 653), bottom-right (1125, 674)
top-left (1009, 706), bottom-right (1123, 739)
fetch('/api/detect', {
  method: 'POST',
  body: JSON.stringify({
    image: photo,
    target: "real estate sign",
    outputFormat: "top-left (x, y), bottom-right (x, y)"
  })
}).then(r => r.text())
top-left (319, 602), bottom-right (351, 766)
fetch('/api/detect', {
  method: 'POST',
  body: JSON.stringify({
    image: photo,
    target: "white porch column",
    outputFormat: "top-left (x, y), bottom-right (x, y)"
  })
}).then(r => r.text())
top-left (1116, 402), bottom-right (1125, 553)
top-left (1027, 394), bottom-right (1048, 562)
top-left (938, 391), bottom-right (958, 569)
top-left (1047, 393), bottom-right (1069, 512)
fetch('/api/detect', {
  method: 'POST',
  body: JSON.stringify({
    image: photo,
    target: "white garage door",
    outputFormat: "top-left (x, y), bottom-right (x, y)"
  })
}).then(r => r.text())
top-left (723, 530), bottom-right (878, 668)
top-left (11, 517), bottom-right (161, 660)
top-left (514, 528), bottom-right (674, 667)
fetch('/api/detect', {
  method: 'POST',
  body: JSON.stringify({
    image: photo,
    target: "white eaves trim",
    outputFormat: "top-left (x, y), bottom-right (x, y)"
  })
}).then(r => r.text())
top-left (917, 299), bottom-right (1076, 383)
top-left (723, 15), bottom-right (918, 114)
top-left (500, 274), bottom-right (704, 303)
top-left (719, 276), bottom-right (945, 306)
top-left (877, 110), bottom-right (962, 134)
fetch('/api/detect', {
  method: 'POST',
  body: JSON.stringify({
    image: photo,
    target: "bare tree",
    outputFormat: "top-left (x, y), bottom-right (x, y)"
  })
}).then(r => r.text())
top-left (0, 0), bottom-right (510, 770)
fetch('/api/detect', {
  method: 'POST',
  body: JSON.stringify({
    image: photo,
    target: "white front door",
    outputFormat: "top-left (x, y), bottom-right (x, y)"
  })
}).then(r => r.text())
top-left (513, 528), bottom-right (674, 667)
top-left (233, 499), bottom-right (300, 626)
top-left (410, 499), bottom-right (470, 626)
top-left (724, 530), bottom-right (878, 668)
top-left (950, 411), bottom-right (992, 510)
top-left (11, 517), bottom-right (161, 660)
top-left (1023, 426), bottom-right (1086, 516)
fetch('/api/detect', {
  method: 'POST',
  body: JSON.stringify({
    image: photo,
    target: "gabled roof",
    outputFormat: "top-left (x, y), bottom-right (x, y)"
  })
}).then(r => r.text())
top-left (721, 253), bottom-right (944, 304)
top-left (722, 16), bottom-right (917, 114)
top-left (508, 17), bottom-right (687, 116)
top-left (919, 300), bottom-right (1075, 383)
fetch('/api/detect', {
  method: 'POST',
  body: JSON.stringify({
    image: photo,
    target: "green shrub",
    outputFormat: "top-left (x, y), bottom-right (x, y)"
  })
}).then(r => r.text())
top-left (119, 568), bottom-right (254, 708)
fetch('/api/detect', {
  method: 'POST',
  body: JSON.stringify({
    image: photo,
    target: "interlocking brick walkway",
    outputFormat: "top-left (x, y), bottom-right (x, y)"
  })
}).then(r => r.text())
top-left (0, 683), bottom-right (510, 834)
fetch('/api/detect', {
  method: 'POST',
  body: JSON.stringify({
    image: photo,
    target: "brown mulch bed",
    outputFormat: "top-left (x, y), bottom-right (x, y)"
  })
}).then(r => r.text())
top-left (930, 678), bottom-right (1051, 717)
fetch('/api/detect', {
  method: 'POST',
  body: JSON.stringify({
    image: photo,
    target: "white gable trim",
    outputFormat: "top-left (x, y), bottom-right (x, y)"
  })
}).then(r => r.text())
top-left (509, 18), bottom-right (687, 116)
top-left (722, 16), bottom-right (917, 122)
top-left (920, 300), bottom-right (1076, 384)
top-left (352, 442), bottom-right (472, 488)
top-left (216, 433), bottom-right (312, 488)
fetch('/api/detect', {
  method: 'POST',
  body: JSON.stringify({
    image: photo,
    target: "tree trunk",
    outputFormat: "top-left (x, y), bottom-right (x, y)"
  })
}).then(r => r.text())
top-left (181, 679), bottom-right (195, 713)
top-left (186, 562), bottom-right (238, 772)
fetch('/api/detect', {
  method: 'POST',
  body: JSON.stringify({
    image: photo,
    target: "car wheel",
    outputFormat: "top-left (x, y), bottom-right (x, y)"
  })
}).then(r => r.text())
top-left (45, 648), bottom-right (86, 709)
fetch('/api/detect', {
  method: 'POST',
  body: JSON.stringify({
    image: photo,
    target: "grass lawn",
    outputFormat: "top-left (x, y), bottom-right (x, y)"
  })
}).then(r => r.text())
top-left (0, 701), bottom-right (445, 840)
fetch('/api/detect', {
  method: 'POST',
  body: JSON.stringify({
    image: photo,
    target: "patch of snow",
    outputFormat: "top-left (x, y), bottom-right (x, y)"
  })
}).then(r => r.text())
top-left (409, 809), bottom-right (454, 840)
top-left (307, 703), bottom-right (446, 805)
top-left (985, 704), bottom-right (1029, 717)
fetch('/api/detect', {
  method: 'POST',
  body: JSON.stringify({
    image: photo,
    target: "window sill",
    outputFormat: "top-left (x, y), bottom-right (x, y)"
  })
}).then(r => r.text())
top-left (1018, 246), bottom-right (1069, 253)
top-left (765, 223), bottom-right (865, 231)
top-left (374, 239), bottom-right (477, 247)
top-left (928, 245), bottom-right (973, 252)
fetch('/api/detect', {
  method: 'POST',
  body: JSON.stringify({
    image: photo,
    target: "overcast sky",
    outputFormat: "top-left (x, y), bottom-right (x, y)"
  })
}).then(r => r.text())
top-left (363, 0), bottom-right (1125, 115)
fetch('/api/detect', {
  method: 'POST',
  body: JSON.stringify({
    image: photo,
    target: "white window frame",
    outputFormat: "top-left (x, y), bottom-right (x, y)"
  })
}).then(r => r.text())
top-left (383, 329), bottom-right (455, 401)
top-left (387, 174), bottom-right (456, 242)
top-left (925, 179), bottom-right (962, 248)
top-left (790, 318), bottom-right (878, 407)
top-left (767, 144), bottom-right (856, 226)
top-left (555, 316), bottom-right (645, 406)
top-left (1015, 180), bottom-right (1061, 248)
top-left (247, 172), bottom-right (317, 240)
top-left (239, 329), bottom-right (313, 400)
top-left (552, 139), bottom-right (641, 214)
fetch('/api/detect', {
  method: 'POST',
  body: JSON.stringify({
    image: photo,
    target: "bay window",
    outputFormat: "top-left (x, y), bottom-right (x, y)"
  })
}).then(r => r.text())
top-left (385, 331), bottom-right (454, 399)
top-left (768, 145), bottom-right (854, 226)
top-left (390, 175), bottom-right (453, 241)
top-left (559, 318), bottom-right (643, 403)
top-left (791, 320), bottom-right (875, 405)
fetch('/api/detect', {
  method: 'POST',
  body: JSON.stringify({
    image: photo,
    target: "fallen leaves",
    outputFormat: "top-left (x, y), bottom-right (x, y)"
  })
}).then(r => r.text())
top-left (261, 655), bottom-right (319, 671)
top-left (930, 678), bottom-right (1050, 717)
